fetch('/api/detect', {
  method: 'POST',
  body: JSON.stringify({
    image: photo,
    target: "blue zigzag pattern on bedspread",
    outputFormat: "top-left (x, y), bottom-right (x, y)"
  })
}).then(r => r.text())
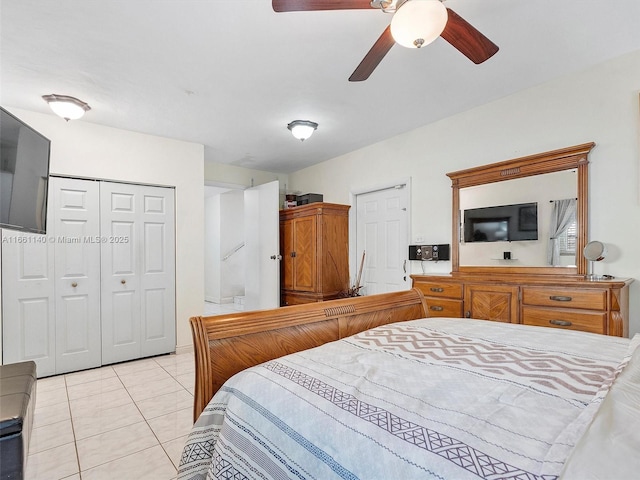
top-left (265, 361), bottom-right (558, 480)
top-left (224, 387), bottom-right (359, 480)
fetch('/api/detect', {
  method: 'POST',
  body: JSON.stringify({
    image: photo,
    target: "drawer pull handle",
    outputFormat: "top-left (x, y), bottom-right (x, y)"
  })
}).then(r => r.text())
top-left (549, 295), bottom-right (572, 302)
top-left (430, 287), bottom-right (444, 293)
top-left (549, 319), bottom-right (572, 327)
top-left (430, 306), bottom-right (444, 312)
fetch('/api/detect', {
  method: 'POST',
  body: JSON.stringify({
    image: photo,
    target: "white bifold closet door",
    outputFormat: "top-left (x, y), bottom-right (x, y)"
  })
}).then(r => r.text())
top-left (100, 181), bottom-right (176, 365)
top-left (2, 177), bottom-right (101, 375)
top-left (2, 177), bottom-right (175, 375)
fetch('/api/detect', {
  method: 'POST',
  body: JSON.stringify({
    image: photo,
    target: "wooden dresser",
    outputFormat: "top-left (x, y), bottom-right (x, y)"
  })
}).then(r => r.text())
top-left (412, 274), bottom-right (633, 337)
top-left (280, 203), bottom-right (350, 306)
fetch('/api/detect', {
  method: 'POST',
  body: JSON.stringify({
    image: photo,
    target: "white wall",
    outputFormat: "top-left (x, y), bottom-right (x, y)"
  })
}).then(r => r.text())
top-left (0, 108), bottom-right (204, 356)
top-left (204, 190), bottom-right (246, 303)
top-left (290, 49), bottom-right (640, 336)
top-left (220, 190), bottom-right (245, 302)
top-left (204, 195), bottom-right (221, 303)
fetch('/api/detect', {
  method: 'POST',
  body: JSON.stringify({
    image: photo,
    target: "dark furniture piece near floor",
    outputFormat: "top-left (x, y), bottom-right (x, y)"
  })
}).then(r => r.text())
top-left (0, 361), bottom-right (37, 479)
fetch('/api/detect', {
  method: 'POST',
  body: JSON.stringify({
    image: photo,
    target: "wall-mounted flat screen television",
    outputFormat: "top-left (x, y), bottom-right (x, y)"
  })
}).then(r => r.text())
top-left (0, 107), bottom-right (51, 234)
top-left (463, 202), bottom-right (538, 243)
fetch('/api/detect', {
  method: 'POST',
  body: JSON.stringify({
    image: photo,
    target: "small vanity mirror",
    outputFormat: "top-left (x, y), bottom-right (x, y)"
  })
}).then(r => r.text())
top-left (448, 143), bottom-right (594, 276)
top-left (584, 240), bottom-right (607, 280)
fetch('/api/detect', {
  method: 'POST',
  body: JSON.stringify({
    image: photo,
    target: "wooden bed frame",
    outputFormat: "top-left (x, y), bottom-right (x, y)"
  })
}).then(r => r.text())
top-left (189, 288), bottom-right (428, 420)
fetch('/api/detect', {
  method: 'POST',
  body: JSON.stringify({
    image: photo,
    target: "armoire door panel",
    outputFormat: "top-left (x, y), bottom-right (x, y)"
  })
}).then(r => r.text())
top-left (293, 216), bottom-right (316, 292)
top-left (281, 220), bottom-right (294, 291)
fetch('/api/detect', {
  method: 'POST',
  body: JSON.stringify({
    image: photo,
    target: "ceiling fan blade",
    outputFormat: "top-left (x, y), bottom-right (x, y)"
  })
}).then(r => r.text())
top-left (440, 8), bottom-right (499, 64)
top-left (349, 25), bottom-right (395, 82)
top-left (272, 0), bottom-right (373, 12)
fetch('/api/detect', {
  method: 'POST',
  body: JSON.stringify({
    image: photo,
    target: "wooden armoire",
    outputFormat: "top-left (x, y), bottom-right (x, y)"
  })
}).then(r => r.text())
top-left (280, 203), bottom-right (350, 306)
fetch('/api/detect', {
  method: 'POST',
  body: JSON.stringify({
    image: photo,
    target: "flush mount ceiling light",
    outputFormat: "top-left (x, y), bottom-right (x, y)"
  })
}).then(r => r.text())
top-left (287, 120), bottom-right (318, 142)
top-left (390, 0), bottom-right (448, 49)
top-left (42, 94), bottom-right (91, 121)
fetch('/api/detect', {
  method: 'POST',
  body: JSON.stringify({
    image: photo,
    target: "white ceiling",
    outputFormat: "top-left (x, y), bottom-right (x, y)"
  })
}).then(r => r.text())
top-left (2, 1), bottom-right (640, 174)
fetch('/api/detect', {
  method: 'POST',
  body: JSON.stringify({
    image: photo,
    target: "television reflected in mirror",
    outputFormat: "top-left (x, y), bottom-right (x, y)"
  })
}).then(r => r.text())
top-left (463, 202), bottom-right (538, 243)
top-left (0, 107), bottom-right (51, 234)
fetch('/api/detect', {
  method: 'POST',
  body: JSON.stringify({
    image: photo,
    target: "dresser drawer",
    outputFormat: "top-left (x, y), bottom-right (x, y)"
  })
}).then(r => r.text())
top-left (415, 281), bottom-right (463, 299)
top-left (521, 287), bottom-right (607, 310)
top-left (521, 306), bottom-right (606, 334)
top-left (424, 298), bottom-right (463, 318)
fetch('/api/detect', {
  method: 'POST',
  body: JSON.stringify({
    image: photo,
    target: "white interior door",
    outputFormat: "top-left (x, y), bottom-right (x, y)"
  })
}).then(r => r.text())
top-left (356, 184), bottom-right (410, 295)
top-left (243, 180), bottom-right (280, 311)
top-left (52, 177), bottom-right (101, 374)
top-left (1, 227), bottom-right (56, 376)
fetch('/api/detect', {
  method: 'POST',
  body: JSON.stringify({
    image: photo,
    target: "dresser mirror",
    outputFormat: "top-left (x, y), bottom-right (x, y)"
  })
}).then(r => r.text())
top-left (447, 143), bottom-right (595, 276)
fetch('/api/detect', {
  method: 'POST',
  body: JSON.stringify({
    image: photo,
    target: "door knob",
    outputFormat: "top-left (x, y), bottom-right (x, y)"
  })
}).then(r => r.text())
top-left (71, 282), bottom-right (78, 288)
top-left (270, 254), bottom-right (283, 260)
top-left (121, 279), bottom-right (126, 284)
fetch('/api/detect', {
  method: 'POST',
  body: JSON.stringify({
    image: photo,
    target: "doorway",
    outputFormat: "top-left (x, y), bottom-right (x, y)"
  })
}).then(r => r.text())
top-left (352, 180), bottom-right (411, 295)
top-left (203, 180), bottom-right (280, 313)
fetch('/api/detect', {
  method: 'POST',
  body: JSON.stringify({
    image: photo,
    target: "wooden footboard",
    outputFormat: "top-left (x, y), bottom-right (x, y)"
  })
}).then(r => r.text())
top-left (190, 288), bottom-right (427, 420)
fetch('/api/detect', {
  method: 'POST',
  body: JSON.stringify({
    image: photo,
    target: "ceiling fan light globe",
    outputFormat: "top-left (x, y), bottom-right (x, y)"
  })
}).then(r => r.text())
top-left (390, 0), bottom-right (448, 49)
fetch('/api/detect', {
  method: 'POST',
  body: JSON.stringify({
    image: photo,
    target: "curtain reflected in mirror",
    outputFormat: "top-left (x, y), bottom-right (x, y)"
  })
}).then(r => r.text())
top-left (547, 198), bottom-right (577, 266)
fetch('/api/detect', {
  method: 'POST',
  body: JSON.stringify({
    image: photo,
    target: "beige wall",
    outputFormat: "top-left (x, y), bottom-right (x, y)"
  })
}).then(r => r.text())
top-left (0, 108), bottom-right (205, 358)
top-left (290, 49), bottom-right (640, 336)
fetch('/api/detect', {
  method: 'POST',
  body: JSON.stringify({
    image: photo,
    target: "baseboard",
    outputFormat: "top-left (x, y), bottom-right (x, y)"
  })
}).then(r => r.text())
top-left (205, 295), bottom-right (220, 303)
top-left (175, 344), bottom-right (194, 355)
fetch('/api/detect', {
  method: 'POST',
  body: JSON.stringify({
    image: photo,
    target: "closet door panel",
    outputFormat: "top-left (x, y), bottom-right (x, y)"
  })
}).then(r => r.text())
top-left (100, 182), bottom-right (141, 364)
top-left (1, 229), bottom-right (56, 376)
top-left (111, 290), bottom-right (137, 344)
top-left (140, 186), bottom-right (175, 357)
top-left (52, 177), bottom-right (101, 374)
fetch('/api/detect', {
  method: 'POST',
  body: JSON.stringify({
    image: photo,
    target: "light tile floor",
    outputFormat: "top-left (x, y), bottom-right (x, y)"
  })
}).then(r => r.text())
top-left (25, 301), bottom-right (243, 480)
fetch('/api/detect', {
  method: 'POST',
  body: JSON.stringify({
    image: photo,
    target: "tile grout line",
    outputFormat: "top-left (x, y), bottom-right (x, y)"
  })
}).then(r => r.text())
top-left (28, 351), bottom-right (196, 479)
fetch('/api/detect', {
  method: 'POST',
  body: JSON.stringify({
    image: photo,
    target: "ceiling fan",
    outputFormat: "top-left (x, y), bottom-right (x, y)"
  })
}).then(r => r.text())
top-left (272, 0), bottom-right (499, 81)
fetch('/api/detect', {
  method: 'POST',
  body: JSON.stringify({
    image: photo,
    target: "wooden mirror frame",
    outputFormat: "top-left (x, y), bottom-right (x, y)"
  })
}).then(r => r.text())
top-left (447, 143), bottom-right (595, 276)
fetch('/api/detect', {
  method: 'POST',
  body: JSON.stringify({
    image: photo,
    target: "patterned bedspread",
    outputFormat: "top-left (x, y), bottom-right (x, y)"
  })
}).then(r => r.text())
top-left (178, 318), bottom-right (635, 480)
